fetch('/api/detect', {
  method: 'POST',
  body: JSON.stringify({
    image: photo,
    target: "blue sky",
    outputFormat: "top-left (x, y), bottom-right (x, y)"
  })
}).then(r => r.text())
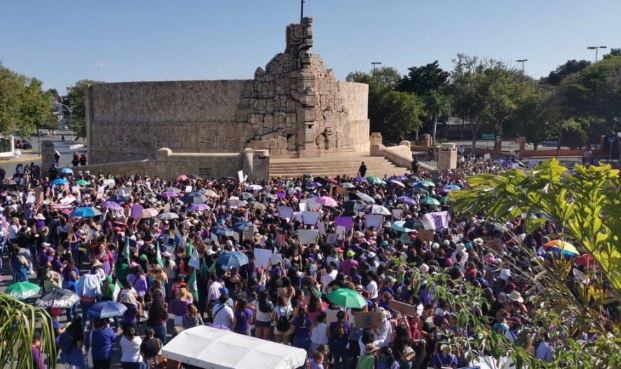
top-left (1, 0), bottom-right (619, 93)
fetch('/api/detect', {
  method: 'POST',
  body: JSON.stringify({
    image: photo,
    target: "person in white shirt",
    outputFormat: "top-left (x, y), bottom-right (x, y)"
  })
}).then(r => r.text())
top-left (212, 294), bottom-right (234, 329)
top-left (365, 271), bottom-right (379, 300)
top-left (119, 327), bottom-right (143, 368)
top-left (320, 265), bottom-right (337, 293)
top-left (310, 311), bottom-right (329, 352)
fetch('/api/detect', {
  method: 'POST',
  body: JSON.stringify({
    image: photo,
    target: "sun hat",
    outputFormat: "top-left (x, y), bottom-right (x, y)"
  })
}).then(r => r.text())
top-left (499, 268), bottom-right (511, 281)
top-left (219, 287), bottom-right (229, 296)
top-left (91, 260), bottom-right (103, 268)
top-left (473, 238), bottom-right (484, 246)
top-left (508, 290), bottom-right (524, 303)
top-left (419, 263), bottom-right (430, 273)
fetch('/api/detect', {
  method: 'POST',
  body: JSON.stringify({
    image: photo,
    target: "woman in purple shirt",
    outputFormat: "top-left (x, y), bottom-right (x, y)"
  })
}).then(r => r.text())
top-left (233, 298), bottom-right (253, 335)
top-left (127, 266), bottom-right (148, 301)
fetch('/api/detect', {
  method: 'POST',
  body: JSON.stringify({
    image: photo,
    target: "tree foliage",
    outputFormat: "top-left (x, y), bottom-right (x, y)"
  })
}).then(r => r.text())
top-left (0, 64), bottom-right (54, 136)
top-left (545, 59), bottom-right (591, 85)
top-left (65, 80), bottom-right (97, 139)
top-left (0, 293), bottom-right (56, 369)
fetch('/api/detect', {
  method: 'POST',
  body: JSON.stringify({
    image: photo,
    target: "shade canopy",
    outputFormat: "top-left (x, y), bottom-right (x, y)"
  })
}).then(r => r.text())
top-left (161, 325), bottom-right (307, 369)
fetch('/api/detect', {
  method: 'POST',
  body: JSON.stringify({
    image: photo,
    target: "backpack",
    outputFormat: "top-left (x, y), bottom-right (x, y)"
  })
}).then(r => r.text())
top-left (276, 308), bottom-right (291, 332)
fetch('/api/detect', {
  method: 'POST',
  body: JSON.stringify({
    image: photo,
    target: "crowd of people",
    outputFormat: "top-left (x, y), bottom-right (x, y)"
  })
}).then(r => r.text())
top-left (0, 154), bottom-right (611, 369)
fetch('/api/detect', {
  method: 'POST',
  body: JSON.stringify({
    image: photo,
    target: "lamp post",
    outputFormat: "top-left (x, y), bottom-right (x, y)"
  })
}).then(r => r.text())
top-left (587, 46), bottom-right (607, 62)
top-left (300, 0), bottom-right (305, 21)
top-left (371, 62), bottom-right (382, 73)
top-left (516, 59), bottom-right (528, 81)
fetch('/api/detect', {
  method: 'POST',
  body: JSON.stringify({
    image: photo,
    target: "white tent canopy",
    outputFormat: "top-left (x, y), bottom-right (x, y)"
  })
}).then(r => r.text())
top-left (161, 326), bottom-right (307, 369)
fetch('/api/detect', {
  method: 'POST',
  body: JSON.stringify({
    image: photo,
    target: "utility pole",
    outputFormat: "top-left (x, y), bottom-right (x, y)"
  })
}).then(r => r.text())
top-left (301, 0), bottom-right (305, 22)
top-left (516, 59), bottom-right (528, 81)
top-left (587, 46), bottom-right (607, 62)
top-left (371, 61), bottom-right (382, 73)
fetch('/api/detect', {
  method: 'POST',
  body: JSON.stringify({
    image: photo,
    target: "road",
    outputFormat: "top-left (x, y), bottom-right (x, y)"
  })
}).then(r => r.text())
top-left (1, 131), bottom-right (87, 176)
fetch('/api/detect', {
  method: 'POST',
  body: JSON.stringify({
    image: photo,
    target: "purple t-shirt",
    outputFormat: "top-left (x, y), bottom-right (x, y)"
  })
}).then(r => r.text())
top-left (234, 308), bottom-right (253, 333)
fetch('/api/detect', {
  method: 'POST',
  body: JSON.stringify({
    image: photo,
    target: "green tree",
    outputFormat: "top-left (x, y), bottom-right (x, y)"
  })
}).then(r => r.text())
top-left (450, 159), bottom-right (621, 367)
top-left (545, 59), bottom-right (591, 85)
top-left (480, 66), bottom-right (521, 138)
top-left (505, 85), bottom-right (551, 149)
top-left (375, 90), bottom-right (423, 142)
top-left (602, 48), bottom-right (621, 60)
top-left (0, 293), bottom-right (57, 369)
top-left (65, 79), bottom-right (97, 139)
top-left (18, 78), bottom-right (54, 136)
top-left (399, 61), bottom-right (450, 143)
top-left (0, 64), bottom-right (26, 133)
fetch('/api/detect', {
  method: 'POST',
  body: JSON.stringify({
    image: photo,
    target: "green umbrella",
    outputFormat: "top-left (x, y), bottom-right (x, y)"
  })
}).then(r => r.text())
top-left (440, 196), bottom-right (449, 204)
top-left (367, 176), bottom-right (384, 185)
top-left (6, 281), bottom-right (41, 300)
top-left (421, 197), bottom-right (441, 206)
top-left (76, 179), bottom-right (90, 186)
top-left (327, 288), bottom-right (366, 309)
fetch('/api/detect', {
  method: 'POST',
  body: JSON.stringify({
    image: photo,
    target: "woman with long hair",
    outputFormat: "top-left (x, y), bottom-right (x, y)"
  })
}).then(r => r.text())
top-left (255, 290), bottom-right (273, 340)
top-left (119, 326), bottom-right (143, 369)
top-left (310, 311), bottom-right (329, 353)
top-left (272, 296), bottom-right (294, 344)
top-left (327, 310), bottom-right (351, 369)
top-left (291, 305), bottom-right (312, 352)
top-left (140, 327), bottom-right (162, 369)
top-left (147, 289), bottom-right (169, 345)
top-left (182, 304), bottom-right (204, 329)
top-left (233, 298), bottom-right (253, 336)
top-left (58, 316), bottom-right (85, 369)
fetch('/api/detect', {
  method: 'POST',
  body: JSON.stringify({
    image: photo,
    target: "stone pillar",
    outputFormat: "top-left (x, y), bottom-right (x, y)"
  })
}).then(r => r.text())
top-left (437, 143), bottom-right (457, 170)
top-left (242, 148), bottom-right (255, 177)
top-left (370, 132), bottom-right (383, 156)
top-left (516, 137), bottom-right (526, 156)
top-left (252, 149), bottom-right (270, 181)
top-left (41, 141), bottom-right (55, 171)
top-left (421, 134), bottom-right (432, 147)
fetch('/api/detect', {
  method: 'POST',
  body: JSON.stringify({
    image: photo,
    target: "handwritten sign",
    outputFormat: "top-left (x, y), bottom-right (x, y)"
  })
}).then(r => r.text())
top-left (353, 312), bottom-right (383, 329)
top-left (389, 300), bottom-right (418, 317)
top-left (254, 248), bottom-right (273, 268)
top-left (297, 229), bottom-right (319, 245)
top-left (417, 229), bottom-right (435, 242)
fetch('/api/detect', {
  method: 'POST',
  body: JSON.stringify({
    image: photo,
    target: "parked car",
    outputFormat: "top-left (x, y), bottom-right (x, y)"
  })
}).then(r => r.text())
top-left (15, 138), bottom-right (32, 150)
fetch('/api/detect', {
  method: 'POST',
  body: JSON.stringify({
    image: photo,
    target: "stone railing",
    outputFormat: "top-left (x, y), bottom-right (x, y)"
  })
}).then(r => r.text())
top-left (49, 147), bottom-right (270, 181)
top-left (370, 133), bottom-right (435, 171)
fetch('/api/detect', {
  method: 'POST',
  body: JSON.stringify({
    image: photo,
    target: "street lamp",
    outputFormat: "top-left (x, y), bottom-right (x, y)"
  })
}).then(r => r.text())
top-left (371, 62), bottom-right (382, 73)
top-left (516, 59), bottom-right (528, 81)
top-left (587, 46), bottom-right (607, 62)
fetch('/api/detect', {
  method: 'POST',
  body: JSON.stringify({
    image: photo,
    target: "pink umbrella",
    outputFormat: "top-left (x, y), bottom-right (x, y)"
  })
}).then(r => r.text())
top-left (176, 175), bottom-right (189, 182)
top-left (141, 208), bottom-right (159, 218)
top-left (318, 196), bottom-right (338, 207)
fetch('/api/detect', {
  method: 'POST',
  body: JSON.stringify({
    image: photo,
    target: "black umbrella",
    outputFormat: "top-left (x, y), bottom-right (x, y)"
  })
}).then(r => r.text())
top-left (35, 289), bottom-right (80, 308)
top-left (182, 192), bottom-right (207, 204)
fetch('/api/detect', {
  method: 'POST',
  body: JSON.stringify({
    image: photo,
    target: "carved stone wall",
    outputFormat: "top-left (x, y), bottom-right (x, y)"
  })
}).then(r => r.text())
top-left (88, 17), bottom-right (369, 164)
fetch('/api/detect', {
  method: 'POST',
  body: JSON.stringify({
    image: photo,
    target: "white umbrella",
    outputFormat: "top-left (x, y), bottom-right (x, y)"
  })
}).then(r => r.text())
top-left (341, 183), bottom-right (356, 189)
top-left (158, 212), bottom-right (179, 220)
top-left (247, 184), bottom-right (263, 192)
top-left (203, 189), bottom-right (220, 198)
top-left (368, 205), bottom-right (391, 215)
top-left (355, 191), bottom-right (376, 204)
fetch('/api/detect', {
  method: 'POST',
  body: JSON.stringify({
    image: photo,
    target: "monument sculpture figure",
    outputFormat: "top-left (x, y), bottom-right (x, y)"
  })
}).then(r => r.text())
top-left (86, 17), bottom-right (369, 164)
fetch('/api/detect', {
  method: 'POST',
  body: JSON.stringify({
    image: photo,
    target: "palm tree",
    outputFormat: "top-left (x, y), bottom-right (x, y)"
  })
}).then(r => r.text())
top-left (0, 293), bottom-right (56, 369)
top-left (425, 90), bottom-right (451, 144)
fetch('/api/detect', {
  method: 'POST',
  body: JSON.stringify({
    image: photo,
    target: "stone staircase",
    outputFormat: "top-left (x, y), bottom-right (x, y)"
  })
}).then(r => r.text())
top-left (269, 154), bottom-right (409, 178)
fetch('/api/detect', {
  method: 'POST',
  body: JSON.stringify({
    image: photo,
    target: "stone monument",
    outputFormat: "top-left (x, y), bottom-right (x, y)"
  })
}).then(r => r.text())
top-left (437, 143), bottom-right (457, 170)
top-left (86, 17), bottom-right (369, 164)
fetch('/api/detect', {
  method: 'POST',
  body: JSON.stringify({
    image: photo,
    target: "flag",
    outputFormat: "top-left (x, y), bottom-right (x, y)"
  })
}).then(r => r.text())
top-left (188, 245), bottom-right (200, 270)
top-left (123, 236), bottom-right (131, 263)
top-left (421, 211), bottom-right (449, 231)
top-left (188, 270), bottom-right (198, 300)
top-left (112, 281), bottom-right (121, 301)
top-left (155, 241), bottom-right (163, 267)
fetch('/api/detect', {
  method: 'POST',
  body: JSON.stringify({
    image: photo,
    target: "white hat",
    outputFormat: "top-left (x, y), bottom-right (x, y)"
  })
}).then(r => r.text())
top-left (432, 243), bottom-right (440, 250)
top-left (419, 263), bottom-right (430, 273)
top-left (508, 290), bottom-right (524, 303)
top-left (456, 243), bottom-right (465, 252)
top-left (35, 214), bottom-right (46, 220)
top-left (473, 238), bottom-right (484, 246)
top-left (368, 252), bottom-right (376, 259)
top-left (499, 268), bottom-right (511, 281)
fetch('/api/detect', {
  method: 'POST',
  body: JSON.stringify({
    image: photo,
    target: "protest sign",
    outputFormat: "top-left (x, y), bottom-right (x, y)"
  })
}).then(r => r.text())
top-left (103, 179), bottom-right (115, 188)
top-left (326, 233), bottom-right (338, 245)
top-left (254, 248), bottom-right (273, 268)
top-left (277, 206), bottom-right (294, 220)
top-left (353, 312), bottom-right (383, 329)
top-left (391, 209), bottom-right (403, 220)
top-left (237, 170), bottom-right (244, 183)
top-left (389, 300), bottom-right (418, 317)
top-left (335, 216), bottom-right (353, 233)
top-left (297, 229), bottom-right (319, 245)
top-left (270, 253), bottom-right (283, 265)
top-left (418, 229), bottom-right (435, 242)
top-left (335, 225), bottom-right (347, 240)
top-left (301, 211), bottom-right (320, 226)
top-left (299, 202), bottom-right (307, 212)
top-left (364, 214), bottom-right (382, 230)
top-left (308, 202), bottom-right (322, 211)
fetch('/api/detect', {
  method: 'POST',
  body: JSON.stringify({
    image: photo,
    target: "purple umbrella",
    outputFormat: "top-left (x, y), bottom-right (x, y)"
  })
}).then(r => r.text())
top-left (354, 176), bottom-right (367, 183)
top-left (306, 182), bottom-right (322, 190)
top-left (101, 201), bottom-right (123, 211)
top-left (161, 191), bottom-right (179, 200)
top-left (276, 191), bottom-right (287, 199)
top-left (397, 196), bottom-right (417, 206)
top-left (190, 203), bottom-right (211, 212)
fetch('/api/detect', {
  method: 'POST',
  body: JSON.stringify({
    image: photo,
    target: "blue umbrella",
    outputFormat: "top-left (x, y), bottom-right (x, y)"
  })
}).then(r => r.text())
top-left (51, 178), bottom-right (69, 186)
top-left (216, 251), bottom-right (249, 269)
top-left (71, 207), bottom-right (102, 218)
top-left (212, 226), bottom-right (234, 237)
top-left (397, 196), bottom-right (417, 206)
top-left (442, 184), bottom-right (461, 192)
top-left (88, 301), bottom-right (128, 319)
top-left (182, 192), bottom-right (207, 204)
top-left (232, 221), bottom-right (252, 233)
top-left (306, 182), bottom-right (322, 190)
top-left (59, 167), bottom-right (74, 175)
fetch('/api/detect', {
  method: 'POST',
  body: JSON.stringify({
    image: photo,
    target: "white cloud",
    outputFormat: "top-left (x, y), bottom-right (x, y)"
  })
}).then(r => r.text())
top-left (92, 59), bottom-right (109, 68)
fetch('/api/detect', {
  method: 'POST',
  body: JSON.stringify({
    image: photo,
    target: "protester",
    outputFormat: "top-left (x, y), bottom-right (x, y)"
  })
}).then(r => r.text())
top-left (119, 326), bottom-right (143, 369)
